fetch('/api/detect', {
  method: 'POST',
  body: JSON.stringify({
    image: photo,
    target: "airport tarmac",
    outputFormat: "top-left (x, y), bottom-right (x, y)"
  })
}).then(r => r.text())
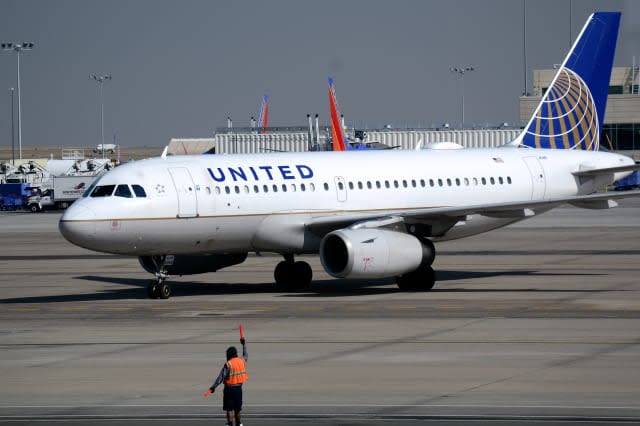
top-left (1, 201), bottom-right (639, 425)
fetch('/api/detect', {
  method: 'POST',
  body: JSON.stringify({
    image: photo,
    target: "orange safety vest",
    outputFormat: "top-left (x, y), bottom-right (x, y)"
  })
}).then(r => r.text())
top-left (224, 357), bottom-right (248, 385)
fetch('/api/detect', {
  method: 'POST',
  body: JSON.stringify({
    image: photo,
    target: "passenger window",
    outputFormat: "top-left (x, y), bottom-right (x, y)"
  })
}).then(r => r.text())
top-left (338, 182), bottom-right (345, 190)
top-left (291, 184), bottom-right (297, 192)
top-left (507, 176), bottom-right (512, 184)
top-left (91, 185), bottom-right (115, 197)
top-left (394, 180), bottom-right (399, 188)
top-left (244, 185), bottom-right (249, 193)
top-left (376, 181), bottom-right (381, 189)
top-left (234, 186), bottom-right (240, 194)
top-left (273, 184), bottom-right (278, 192)
top-left (499, 177), bottom-right (504, 185)
top-left (358, 181), bottom-right (363, 190)
top-left (490, 177), bottom-right (495, 185)
top-left (282, 184), bottom-right (287, 192)
top-left (429, 179), bottom-right (435, 187)
top-left (132, 184), bottom-right (147, 197)
top-left (446, 178), bottom-right (452, 186)
top-left (301, 183), bottom-right (306, 192)
top-left (225, 186), bottom-right (231, 194)
top-left (115, 184), bottom-right (133, 198)
top-left (263, 185), bottom-right (269, 193)
top-left (310, 183), bottom-right (316, 192)
top-left (420, 179), bottom-right (425, 187)
top-left (206, 187), bottom-right (211, 195)
top-left (215, 187), bottom-right (221, 195)
top-left (348, 182), bottom-right (354, 190)
top-left (411, 179), bottom-right (416, 188)
top-left (367, 181), bottom-right (372, 189)
top-left (402, 180), bottom-right (408, 188)
top-left (438, 179), bottom-right (443, 187)
top-left (253, 185), bottom-right (259, 193)
top-left (473, 177), bottom-right (479, 185)
top-left (481, 177), bottom-right (487, 185)
top-left (385, 181), bottom-right (390, 189)
top-left (323, 183), bottom-right (329, 191)
top-left (455, 178), bottom-right (460, 186)
top-left (464, 178), bottom-right (469, 186)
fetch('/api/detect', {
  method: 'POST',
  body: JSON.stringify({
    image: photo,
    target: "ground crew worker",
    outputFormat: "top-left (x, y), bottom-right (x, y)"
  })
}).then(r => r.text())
top-left (208, 337), bottom-right (248, 426)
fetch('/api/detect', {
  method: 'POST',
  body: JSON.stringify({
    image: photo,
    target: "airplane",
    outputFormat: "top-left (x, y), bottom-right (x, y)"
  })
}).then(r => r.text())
top-left (60, 12), bottom-right (640, 299)
top-left (257, 93), bottom-right (269, 134)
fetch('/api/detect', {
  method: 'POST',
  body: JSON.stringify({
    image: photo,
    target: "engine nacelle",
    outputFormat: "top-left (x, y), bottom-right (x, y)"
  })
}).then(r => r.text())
top-left (138, 253), bottom-right (248, 276)
top-left (320, 229), bottom-right (431, 279)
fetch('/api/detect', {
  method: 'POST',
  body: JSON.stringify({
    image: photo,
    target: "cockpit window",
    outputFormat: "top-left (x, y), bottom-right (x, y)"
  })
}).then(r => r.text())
top-left (132, 185), bottom-right (147, 198)
top-left (83, 180), bottom-right (100, 197)
top-left (115, 184), bottom-right (132, 198)
top-left (90, 185), bottom-right (116, 197)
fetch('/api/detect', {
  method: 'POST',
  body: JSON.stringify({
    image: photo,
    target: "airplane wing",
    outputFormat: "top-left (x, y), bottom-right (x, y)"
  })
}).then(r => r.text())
top-left (306, 190), bottom-right (640, 236)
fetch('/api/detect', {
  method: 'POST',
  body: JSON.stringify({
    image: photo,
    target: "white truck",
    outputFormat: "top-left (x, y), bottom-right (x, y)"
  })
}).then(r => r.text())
top-left (93, 143), bottom-right (117, 154)
top-left (27, 176), bottom-right (99, 212)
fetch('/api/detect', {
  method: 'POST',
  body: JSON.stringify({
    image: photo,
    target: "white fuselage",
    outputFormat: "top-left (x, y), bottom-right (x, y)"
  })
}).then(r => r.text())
top-left (59, 148), bottom-right (633, 256)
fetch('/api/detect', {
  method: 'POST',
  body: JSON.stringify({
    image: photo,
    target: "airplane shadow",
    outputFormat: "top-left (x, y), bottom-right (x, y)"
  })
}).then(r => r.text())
top-left (0, 269), bottom-right (611, 304)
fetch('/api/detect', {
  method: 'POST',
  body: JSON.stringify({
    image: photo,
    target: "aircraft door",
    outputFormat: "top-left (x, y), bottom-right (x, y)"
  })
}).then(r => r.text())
top-left (168, 167), bottom-right (198, 218)
top-left (522, 157), bottom-right (546, 200)
top-left (334, 176), bottom-right (347, 202)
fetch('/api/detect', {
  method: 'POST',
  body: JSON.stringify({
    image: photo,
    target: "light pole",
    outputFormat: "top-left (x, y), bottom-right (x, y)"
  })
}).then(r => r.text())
top-left (90, 74), bottom-right (112, 159)
top-left (9, 87), bottom-right (15, 165)
top-left (450, 66), bottom-right (475, 129)
top-left (2, 42), bottom-right (34, 161)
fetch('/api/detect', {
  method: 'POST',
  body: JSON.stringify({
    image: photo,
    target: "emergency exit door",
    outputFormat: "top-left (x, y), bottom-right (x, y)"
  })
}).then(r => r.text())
top-left (523, 157), bottom-right (547, 200)
top-left (168, 167), bottom-right (198, 218)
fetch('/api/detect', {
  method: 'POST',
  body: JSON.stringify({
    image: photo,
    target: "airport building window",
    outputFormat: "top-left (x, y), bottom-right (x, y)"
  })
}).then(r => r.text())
top-left (132, 184), bottom-right (147, 197)
top-left (115, 184), bottom-right (132, 198)
top-left (91, 185), bottom-right (115, 197)
top-left (603, 123), bottom-right (640, 150)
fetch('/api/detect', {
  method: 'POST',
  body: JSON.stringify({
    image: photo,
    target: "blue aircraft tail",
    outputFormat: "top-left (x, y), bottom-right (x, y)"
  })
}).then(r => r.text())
top-left (517, 12), bottom-right (621, 151)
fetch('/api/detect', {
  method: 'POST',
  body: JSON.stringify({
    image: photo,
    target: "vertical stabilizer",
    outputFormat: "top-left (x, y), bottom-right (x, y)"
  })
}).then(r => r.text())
top-left (328, 77), bottom-right (348, 151)
top-left (257, 94), bottom-right (269, 135)
top-left (516, 12), bottom-right (621, 150)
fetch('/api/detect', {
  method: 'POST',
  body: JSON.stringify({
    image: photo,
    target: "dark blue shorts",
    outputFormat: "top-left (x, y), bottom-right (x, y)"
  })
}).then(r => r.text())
top-left (223, 385), bottom-right (243, 412)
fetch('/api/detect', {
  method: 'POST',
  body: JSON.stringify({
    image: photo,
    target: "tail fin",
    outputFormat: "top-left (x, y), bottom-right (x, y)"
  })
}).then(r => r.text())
top-left (257, 93), bottom-right (269, 135)
top-left (328, 77), bottom-right (348, 151)
top-left (517, 12), bottom-right (621, 151)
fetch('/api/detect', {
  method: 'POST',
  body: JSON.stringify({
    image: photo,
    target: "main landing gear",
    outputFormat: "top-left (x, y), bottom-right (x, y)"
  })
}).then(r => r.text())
top-left (274, 254), bottom-right (312, 291)
top-left (147, 255), bottom-right (172, 299)
top-left (396, 238), bottom-right (437, 291)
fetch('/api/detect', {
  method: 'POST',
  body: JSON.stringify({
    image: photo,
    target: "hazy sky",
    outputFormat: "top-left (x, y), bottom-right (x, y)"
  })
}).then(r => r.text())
top-left (0, 0), bottom-right (638, 148)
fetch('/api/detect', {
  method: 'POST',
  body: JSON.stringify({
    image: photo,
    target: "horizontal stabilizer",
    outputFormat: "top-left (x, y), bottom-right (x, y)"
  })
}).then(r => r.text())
top-left (569, 199), bottom-right (618, 209)
top-left (572, 164), bottom-right (639, 177)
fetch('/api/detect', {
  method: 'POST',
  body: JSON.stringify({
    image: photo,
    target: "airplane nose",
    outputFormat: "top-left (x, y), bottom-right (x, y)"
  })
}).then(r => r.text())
top-left (59, 205), bottom-right (97, 249)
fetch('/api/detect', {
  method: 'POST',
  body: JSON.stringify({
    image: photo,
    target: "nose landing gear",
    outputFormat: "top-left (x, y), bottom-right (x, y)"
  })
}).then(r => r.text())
top-left (146, 255), bottom-right (172, 299)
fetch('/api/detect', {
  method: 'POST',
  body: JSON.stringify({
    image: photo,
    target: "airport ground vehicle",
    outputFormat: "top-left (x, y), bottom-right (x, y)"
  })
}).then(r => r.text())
top-left (0, 183), bottom-right (39, 210)
top-left (26, 176), bottom-right (98, 211)
top-left (614, 168), bottom-right (640, 190)
top-left (93, 144), bottom-right (117, 154)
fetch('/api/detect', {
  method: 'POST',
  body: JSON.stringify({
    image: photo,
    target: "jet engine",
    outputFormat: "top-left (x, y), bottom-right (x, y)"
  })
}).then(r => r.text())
top-left (319, 229), bottom-right (433, 279)
top-left (138, 253), bottom-right (248, 276)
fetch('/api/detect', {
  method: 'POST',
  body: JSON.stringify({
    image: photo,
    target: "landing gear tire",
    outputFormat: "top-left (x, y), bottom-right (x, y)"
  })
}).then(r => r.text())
top-left (274, 259), bottom-right (312, 290)
top-left (396, 266), bottom-right (436, 291)
top-left (159, 282), bottom-right (171, 299)
top-left (147, 281), bottom-right (161, 299)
